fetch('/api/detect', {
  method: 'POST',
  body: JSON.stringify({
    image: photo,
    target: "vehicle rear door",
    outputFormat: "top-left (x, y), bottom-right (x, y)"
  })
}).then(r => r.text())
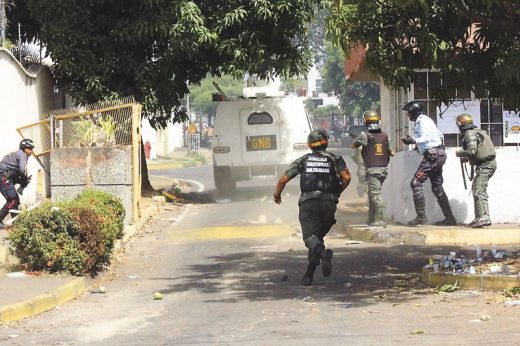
top-left (240, 107), bottom-right (281, 164)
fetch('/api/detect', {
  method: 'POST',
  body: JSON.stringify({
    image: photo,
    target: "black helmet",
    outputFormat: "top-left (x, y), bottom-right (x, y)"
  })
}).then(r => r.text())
top-left (456, 113), bottom-right (476, 132)
top-left (19, 138), bottom-right (35, 150)
top-left (363, 109), bottom-right (382, 131)
top-left (402, 101), bottom-right (423, 121)
top-left (307, 129), bottom-right (329, 150)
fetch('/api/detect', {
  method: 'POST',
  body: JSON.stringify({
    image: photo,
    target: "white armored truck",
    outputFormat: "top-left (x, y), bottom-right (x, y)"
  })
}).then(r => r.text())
top-left (212, 84), bottom-right (312, 194)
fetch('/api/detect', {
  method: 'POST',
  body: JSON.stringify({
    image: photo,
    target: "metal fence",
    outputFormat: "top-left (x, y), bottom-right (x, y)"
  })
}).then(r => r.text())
top-left (16, 118), bottom-right (52, 174)
top-left (51, 97), bottom-right (135, 148)
top-left (16, 97), bottom-right (142, 222)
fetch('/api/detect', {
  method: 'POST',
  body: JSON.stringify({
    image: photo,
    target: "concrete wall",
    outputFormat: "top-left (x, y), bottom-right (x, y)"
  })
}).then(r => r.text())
top-left (50, 146), bottom-right (134, 224)
top-left (0, 48), bottom-right (61, 207)
top-left (383, 147), bottom-right (520, 224)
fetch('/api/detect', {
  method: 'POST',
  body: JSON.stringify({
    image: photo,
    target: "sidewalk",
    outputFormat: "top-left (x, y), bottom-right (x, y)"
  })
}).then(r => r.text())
top-left (336, 203), bottom-right (520, 246)
top-left (0, 196), bottom-right (164, 325)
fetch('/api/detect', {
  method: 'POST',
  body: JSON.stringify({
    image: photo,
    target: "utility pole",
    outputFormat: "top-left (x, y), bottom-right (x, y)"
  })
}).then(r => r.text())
top-left (0, 0), bottom-right (6, 47)
top-left (18, 22), bottom-right (21, 62)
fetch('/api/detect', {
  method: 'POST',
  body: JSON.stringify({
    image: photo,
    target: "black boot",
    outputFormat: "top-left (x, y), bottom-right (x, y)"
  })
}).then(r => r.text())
top-left (321, 249), bottom-right (333, 277)
top-left (308, 243), bottom-right (325, 266)
top-left (408, 196), bottom-right (427, 226)
top-left (302, 262), bottom-right (317, 286)
top-left (435, 193), bottom-right (456, 226)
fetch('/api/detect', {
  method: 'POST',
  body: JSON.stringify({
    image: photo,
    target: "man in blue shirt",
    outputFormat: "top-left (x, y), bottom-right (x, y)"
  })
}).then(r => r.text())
top-left (0, 139), bottom-right (34, 229)
top-left (401, 101), bottom-right (456, 226)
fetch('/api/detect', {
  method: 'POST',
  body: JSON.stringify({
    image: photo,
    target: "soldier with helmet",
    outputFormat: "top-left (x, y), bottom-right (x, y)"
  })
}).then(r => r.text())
top-left (274, 129), bottom-right (351, 286)
top-left (455, 113), bottom-right (496, 228)
top-left (401, 101), bottom-right (456, 226)
top-left (352, 110), bottom-right (395, 227)
top-left (0, 139), bottom-right (35, 229)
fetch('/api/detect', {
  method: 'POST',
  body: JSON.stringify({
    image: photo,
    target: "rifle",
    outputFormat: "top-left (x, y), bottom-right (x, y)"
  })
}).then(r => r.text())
top-left (460, 158), bottom-right (467, 190)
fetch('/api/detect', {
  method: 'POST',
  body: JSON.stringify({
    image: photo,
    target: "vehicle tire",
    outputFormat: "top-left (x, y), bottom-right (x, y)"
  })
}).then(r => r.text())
top-left (214, 166), bottom-right (236, 196)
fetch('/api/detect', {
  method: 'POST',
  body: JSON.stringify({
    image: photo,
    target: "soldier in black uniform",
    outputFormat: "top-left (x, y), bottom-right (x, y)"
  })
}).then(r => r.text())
top-left (0, 139), bottom-right (34, 229)
top-left (274, 130), bottom-right (351, 286)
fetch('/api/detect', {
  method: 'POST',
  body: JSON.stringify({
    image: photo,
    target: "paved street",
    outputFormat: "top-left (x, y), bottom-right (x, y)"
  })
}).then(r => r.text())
top-left (1, 154), bottom-right (520, 345)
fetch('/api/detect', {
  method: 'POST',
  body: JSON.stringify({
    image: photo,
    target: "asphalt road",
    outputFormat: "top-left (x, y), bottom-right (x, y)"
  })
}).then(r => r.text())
top-left (2, 149), bottom-right (520, 345)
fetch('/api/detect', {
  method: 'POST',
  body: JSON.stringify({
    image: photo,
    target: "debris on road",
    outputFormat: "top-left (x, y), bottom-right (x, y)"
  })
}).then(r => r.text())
top-left (302, 296), bottom-right (313, 302)
top-left (153, 292), bottom-right (164, 300)
top-left (411, 329), bottom-right (424, 335)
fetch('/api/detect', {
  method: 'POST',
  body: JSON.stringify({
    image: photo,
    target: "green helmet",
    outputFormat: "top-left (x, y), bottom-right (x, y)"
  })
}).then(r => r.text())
top-left (307, 129), bottom-right (329, 150)
top-left (363, 110), bottom-right (382, 131)
top-left (456, 113), bottom-right (476, 132)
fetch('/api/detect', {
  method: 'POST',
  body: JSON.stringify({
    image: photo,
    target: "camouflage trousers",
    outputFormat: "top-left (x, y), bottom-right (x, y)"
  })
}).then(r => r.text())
top-left (365, 167), bottom-right (388, 224)
top-left (472, 160), bottom-right (497, 220)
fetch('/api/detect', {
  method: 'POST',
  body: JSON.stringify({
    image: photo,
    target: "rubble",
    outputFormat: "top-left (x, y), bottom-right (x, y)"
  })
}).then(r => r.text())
top-left (424, 246), bottom-right (520, 276)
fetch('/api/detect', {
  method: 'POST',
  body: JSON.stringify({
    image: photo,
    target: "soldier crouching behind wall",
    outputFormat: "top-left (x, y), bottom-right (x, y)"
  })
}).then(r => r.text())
top-left (274, 129), bottom-right (351, 286)
top-left (455, 113), bottom-right (497, 228)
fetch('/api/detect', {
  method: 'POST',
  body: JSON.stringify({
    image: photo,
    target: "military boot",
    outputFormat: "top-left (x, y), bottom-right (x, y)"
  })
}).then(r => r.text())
top-left (302, 262), bottom-right (317, 286)
top-left (408, 197), bottom-right (427, 226)
top-left (307, 243), bottom-right (325, 266)
top-left (472, 217), bottom-right (492, 228)
top-left (435, 194), bottom-right (456, 226)
top-left (369, 204), bottom-right (386, 227)
top-left (321, 249), bottom-right (333, 277)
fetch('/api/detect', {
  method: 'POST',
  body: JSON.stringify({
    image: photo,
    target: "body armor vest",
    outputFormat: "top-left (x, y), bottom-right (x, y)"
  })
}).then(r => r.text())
top-left (0, 152), bottom-right (19, 176)
top-left (465, 129), bottom-right (496, 165)
top-left (300, 152), bottom-right (339, 193)
top-left (361, 132), bottom-right (389, 168)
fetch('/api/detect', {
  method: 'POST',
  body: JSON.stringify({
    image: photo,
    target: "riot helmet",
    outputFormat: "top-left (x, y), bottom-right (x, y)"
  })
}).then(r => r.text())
top-left (363, 109), bottom-right (382, 131)
top-left (19, 138), bottom-right (35, 150)
top-left (456, 113), bottom-right (476, 132)
top-left (402, 101), bottom-right (424, 121)
top-left (307, 129), bottom-right (329, 151)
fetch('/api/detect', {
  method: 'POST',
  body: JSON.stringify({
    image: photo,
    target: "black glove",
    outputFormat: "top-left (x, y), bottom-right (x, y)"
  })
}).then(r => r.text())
top-left (400, 135), bottom-right (416, 145)
top-left (17, 186), bottom-right (24, 195)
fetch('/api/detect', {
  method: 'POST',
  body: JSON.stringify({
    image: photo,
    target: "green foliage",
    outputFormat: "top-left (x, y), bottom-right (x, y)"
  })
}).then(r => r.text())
top-left (326, 1), bottom-right (520, 106)
top-left (9, 190), bottom-right (125, 275)
top-left (7, 0), bottom-right (325, 128)
top-left (73, 189), bottom-right (125, 239)
top-left (433, 282), bottom-right (459, 294)
top-left (320, 43), bottom-right (380, 118)
top-left (189, 76), bottom-right (244, 118)
top-left (73, 117), bottom-right (116, 147)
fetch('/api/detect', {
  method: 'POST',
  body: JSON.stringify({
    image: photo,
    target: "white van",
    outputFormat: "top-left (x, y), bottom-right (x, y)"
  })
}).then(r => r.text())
top-left (212, 94), bottom-right (312, 194)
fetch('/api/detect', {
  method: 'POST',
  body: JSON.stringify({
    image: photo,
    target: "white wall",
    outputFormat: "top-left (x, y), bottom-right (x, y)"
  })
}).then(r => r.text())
top-left (155, 122), bottom-right (185, 157)
top-left (383, 147), bottom-right (520, 224)
top-left (0, 48), bottom-right (58, 206)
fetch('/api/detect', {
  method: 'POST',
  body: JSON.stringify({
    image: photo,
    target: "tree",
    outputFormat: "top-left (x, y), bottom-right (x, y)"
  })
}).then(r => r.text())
top-left (327, 1), bottom-right (520, 106)
top-left (321, 42), bottom-right (379, 118)
top-left (7, 0), bottom-right (324, 127)
top-left (6, 0), bottom-right (324, 192)
top-left (189, 76), bottom-right (244, 121)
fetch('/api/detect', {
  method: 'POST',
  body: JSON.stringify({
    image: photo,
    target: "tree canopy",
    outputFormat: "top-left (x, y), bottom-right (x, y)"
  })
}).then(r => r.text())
top-left (321, 43), bottom-right (379, 118)
top-left (327, 1), bottom-right (520, 106)
top-left (7, 0), bottom-right (324, 128)
top-left (189, 75), bottom-right (243, 120)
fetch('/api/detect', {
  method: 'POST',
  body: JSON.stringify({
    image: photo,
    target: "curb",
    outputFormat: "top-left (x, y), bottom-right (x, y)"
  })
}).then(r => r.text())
top-left (344, 224), bottom-right (520, 246)
top-left (113, 197), bottom-right (165, 255)
top-left (422, 268), bottom-right (520, 290)
top-left (0, 277), bottom-right (87, 325)
top-left (0, 199), bottom-right (164, 324)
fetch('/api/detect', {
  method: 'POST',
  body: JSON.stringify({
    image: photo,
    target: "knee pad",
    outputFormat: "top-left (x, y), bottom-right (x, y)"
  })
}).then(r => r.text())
top-left (432, 185), bottom-right (445, 198)
top-left (410, 178), bottom-right (422, 190)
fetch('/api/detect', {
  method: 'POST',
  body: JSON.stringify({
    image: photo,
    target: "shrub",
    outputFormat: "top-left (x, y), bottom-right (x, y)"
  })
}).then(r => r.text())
top-left (8, 190), bottom-right (125, 275)
top-left (73, 189), bottom-right (125, 239)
